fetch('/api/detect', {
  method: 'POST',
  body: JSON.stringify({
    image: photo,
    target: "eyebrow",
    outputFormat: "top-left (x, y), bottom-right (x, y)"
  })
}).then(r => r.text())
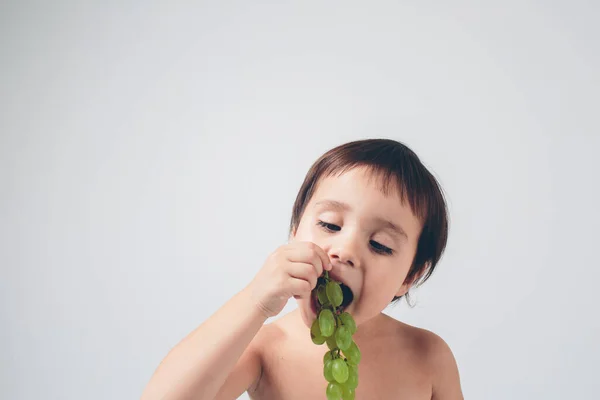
top-left (314, 199), bottom-right (408, 240)
top-left (315, 199), bottom-right (351, 212)
top-left (373, 216), bottom-right (408, 241)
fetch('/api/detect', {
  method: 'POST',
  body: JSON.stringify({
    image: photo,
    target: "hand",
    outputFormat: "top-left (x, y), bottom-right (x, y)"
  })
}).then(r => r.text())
top-left (247, 241), bottom-right (332, 318)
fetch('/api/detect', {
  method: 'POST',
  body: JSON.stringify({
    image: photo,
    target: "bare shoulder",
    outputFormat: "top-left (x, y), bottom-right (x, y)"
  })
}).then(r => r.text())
top-left (392, 319), bottom-right (464, 400)
top-left (245, 318), bottom-right (292, 393)
top-left (395, 320), bottom-right (454, 361)
top-left (256, 318), bottom-right (290, 349)
top-left (245, 322), bottom-right (281, 390)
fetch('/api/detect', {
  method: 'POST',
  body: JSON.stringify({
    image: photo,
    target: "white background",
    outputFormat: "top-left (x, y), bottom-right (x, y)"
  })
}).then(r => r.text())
top-left (1, 1), bottom-right (599, 399)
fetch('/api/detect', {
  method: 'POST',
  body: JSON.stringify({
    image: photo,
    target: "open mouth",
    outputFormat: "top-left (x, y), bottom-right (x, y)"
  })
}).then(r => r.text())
top-left (339, 283), bottom-right (354, 312)
top-left (311, 278), bottom-right (354, 315)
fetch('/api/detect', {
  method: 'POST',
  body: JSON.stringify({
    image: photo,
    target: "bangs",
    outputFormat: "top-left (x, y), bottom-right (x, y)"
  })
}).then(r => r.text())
top-left (323, 162), bottom-right (432, 224)
top-left (289, 138), bottom-right (448, 304)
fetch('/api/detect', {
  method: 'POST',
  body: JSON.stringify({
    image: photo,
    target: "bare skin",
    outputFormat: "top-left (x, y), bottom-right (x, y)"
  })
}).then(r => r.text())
top-left (141, 166), bottom-right (463, 400)
top-left (246, 309), bottom-right (461, 400)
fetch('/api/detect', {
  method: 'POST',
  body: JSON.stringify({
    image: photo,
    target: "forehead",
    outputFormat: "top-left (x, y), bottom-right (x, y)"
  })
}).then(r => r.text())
top-left (309, 167), bottom-right (422, 234)
top-left (312, 166), bottom-right (401, 203)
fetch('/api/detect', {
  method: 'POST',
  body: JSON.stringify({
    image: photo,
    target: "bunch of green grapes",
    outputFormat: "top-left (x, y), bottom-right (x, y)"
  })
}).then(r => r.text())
top-left (310, 271), bottom-right (361, 400)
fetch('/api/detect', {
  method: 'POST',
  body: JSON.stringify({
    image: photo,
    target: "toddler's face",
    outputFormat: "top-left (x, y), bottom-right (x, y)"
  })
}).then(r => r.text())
top-left (290, 166), bottom-right (422, 330)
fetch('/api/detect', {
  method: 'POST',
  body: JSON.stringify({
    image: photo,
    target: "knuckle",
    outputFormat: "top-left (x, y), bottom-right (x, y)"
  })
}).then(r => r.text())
top-left (277, 244), bottom-right (290, 256)
top-left (269, 250), bottom-right (280, 263)
top-left (303, 280), bottom-right (312, 292)
top-left (314, 253), bottom-right (323, 265)
top-left (313, 256), bottom-right (323, 272)
top-left (304, 267), bottom-right (312, 279)
top-left (312, 267), bottom-right (320, 277)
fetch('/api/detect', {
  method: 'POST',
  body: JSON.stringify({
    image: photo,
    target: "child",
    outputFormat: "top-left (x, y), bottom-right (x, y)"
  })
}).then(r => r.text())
top-left (141, 139), bottom-right (464, 400)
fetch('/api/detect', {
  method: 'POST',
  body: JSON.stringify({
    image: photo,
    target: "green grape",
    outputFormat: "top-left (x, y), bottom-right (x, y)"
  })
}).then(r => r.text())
top-left (347, 362), bottom-right (358, 374)
top-left (345, 363), bottom-right (358, 390)
top-left (335, 325), bottom-right (352, 351)
top-left (311, 319), bottom-right (321, 336)
top-left (323, 359), bottom-right (335, 383)
top-left (326, 334), bottom-right (338, 350)
top-left (344, 341), bottom-right (362, 364)
top-left (317, 285), bottom-right (330, 305)
top-left (339, 312), bottom-right (357, 335)
top-left (319, 309), bottom-right (335, 337)
top-left (312, 334), bottom-right (326, 345)
top-left (326, 382), bottom-right (343, 400)
top-left (326, 281), bottom-right (343, 307)
top-left (311, 319), bottom-right (327, 345)
top-left (331, 358), bottom-right (349, 384)
top-left (311, 275), bottom-right (360, 399)
top-left (311, 333), bottom-right (326, 345)
top-left (341, 385), bottom-right (355, 400)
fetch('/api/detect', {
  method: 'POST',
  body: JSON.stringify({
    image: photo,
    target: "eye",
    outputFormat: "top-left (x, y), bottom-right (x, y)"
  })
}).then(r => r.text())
top-left (317, 220), bottom-right (340, 232)
top-left (318, 220), bottom-right (394, 256)
top-left (370, 240), bottom-right (394, 256)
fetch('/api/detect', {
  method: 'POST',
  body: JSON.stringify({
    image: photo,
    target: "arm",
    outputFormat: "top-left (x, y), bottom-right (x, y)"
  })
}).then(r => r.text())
top-left (141, 241), bottom-right (330, 400)
top-left (430, 335), bottom-right (464, 400)
top-left (140, 286), bottom-right (267, 400)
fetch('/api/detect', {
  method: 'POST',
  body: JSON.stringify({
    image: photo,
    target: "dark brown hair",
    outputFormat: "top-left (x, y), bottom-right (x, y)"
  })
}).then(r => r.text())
top-left (289, 139), bottom-right (449, 305)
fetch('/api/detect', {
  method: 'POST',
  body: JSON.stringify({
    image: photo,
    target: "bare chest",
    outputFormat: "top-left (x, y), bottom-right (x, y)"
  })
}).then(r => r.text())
top-left (250, 338), bottom-right (432, 400)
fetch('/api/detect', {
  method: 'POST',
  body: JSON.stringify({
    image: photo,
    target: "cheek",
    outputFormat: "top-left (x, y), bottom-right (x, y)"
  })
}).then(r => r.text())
top-left (364, 266), bottom-right (406, 302)
top-left (294, 221), bottom-right (322, 243)
top-left (366, 278), bottom-right (397, 305)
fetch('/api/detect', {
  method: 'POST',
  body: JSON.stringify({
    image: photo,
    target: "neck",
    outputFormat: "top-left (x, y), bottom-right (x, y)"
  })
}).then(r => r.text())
top-left (352, 312), bottom-right (389, 345)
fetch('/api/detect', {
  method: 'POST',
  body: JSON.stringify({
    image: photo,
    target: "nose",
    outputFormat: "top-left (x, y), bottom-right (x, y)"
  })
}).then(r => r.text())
top-left (328, 231), bottom-right (361, 269)
top-left (333, 255), bottom-right (355, 268)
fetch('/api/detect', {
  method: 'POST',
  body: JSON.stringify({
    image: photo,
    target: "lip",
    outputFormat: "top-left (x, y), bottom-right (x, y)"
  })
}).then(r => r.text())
top-left (338, 284), bottom-right (354, 312)
top-left (327, 270), bottom-right (349, 288)
top-left (328, 271), bottom-right (355, 300)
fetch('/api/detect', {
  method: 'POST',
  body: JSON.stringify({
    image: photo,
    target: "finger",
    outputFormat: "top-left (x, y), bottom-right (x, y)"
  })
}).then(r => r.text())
top-left (288, 276), bottom-right (312, 299)
top-left (287, 262), bottom-right (318, 291)
top-left (286, 245), bottom-right (324, 277)
top-left (291, 242), bottom-right (332, 275)
top-left (308, 242), bottom-right (332, 272)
